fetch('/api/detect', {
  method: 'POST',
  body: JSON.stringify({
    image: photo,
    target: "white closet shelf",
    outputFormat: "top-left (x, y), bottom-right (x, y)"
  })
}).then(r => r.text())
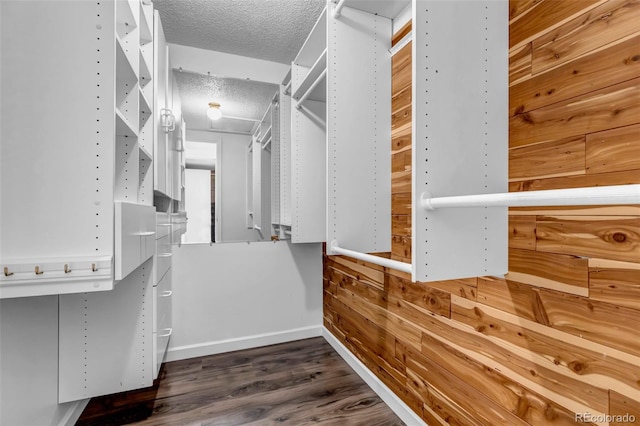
top-left (294, 7), bottom-right (327, 67)
top-left (139, 48), bottom-right (152, 88)
top-left (116, 34), bottom-right (138, 80)
top-left (0, 256), bottom-right (114, 299)
top-left (139, 88), bottom-right (152, 123)
top-left (115, 0), bottom-right (138, 38)
top-left (260, 126), bottom-right (272, 147)
top-left (139, 144), bottom-right (152, 162)
top-left (292, 49), bottom-right (327, 103)
top-left (139, 6), bottom-right (152, 45)
top-left (116, 109), bottom-right (139, 137)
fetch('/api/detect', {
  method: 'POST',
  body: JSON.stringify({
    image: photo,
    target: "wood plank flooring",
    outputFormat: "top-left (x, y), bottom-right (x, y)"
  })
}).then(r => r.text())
top-left (76, 337), bottom-right (404, 426)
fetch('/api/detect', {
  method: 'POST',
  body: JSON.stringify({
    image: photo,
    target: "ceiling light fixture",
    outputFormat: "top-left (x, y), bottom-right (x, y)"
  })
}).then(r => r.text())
top-left (207, 102), bottom-right (222, 121)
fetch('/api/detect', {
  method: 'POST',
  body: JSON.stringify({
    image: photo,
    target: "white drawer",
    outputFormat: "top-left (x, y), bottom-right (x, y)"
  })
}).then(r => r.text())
top-left (153, 271), bottom-right (172, 379)
top-left (153, 270), bottom-right (172, 333)
top-left (155, 234), bottom-right (171, 284)
top-left (156, 212), bottom-right (171, 239)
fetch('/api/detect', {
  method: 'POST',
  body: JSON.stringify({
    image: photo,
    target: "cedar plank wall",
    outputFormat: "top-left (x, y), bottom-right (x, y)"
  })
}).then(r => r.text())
top-left (323, 2), bottom-right (640, 425)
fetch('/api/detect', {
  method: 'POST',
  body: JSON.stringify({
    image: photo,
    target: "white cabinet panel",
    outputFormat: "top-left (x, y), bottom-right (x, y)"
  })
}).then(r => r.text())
top-left (153, 10), bottom-right (169, 197)
top-left (153, 270), bottom-right (172, 379)
top-left (59, 258), bottom-right (154, 403)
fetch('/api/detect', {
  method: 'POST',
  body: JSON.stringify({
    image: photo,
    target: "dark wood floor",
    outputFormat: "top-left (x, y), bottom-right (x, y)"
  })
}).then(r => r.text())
top-left (76, 337), bottom-right (405, 425)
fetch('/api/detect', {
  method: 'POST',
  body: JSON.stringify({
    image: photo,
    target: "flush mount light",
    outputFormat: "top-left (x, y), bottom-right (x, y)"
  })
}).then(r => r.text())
top-left (207, 102), bottom-right (222, 121)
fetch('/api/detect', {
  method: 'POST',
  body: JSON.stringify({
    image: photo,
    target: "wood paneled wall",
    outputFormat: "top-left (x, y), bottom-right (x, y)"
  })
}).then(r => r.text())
top-left (324, 2), bottom-right (640, 424)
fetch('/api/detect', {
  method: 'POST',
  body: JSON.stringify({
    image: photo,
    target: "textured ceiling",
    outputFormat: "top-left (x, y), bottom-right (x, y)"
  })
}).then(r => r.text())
top-left (153, 0), bottom-right (327, 65)
top-left (175, 71), bottom-right (278, 133)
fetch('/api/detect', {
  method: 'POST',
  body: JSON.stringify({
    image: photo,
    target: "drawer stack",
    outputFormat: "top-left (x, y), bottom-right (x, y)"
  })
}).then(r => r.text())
top-left (153, 212), bottom-right (173, 379)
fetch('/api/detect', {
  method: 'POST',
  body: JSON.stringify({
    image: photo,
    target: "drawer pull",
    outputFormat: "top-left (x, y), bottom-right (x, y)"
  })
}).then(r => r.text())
top-left (159, 328), bottom-right (172, 337)
top-left (161, 290), bottom-right (173, 297)
top-left (157, 253), bottom-right (173, 258)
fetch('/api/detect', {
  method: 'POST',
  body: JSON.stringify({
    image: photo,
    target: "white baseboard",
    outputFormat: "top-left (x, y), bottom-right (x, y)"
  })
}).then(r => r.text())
top-left (165, 325), bottom-right (323, 362)
top-left (58, 398), bottom-right (89, 426)
top-left (322, 327), bottom-right (426, 426)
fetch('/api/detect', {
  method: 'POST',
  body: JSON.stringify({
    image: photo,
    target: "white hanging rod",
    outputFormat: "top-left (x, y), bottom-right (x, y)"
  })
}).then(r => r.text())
top-left (330, 242), bottom-right (412, 274)
top-left (284, 80), bottom-right (292, 95)
top-left (421, 184), bottom-right (640, 210)
top-left (329, 185), bottom-right (640, 274)
top-left (295, 68), bottom-right (327, 110)
top-left (333, 0), bottom-right (347, 18)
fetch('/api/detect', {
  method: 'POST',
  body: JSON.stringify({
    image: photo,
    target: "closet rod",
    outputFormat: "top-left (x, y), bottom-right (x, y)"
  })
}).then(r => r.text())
top-left (330, 242), bottom-right (412, 274)
top-left (333, 0), bottom-right (347, 18)
top-left (330, 184), bottom-right (640, 274)
top-left (295, 69), bottom-right (327, 109)
top-left (421, 184), bottom-right (640, 210)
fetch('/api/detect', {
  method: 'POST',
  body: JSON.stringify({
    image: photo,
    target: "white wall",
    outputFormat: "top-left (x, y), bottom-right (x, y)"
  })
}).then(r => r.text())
top-left (0, 297), bottom-right (85, 426)
top-left (182, 169), bottom-right (212, 243)
top-left (168, 44), bottom-right (289, 85)
top-left (167, 241), bottom-right (323, 360)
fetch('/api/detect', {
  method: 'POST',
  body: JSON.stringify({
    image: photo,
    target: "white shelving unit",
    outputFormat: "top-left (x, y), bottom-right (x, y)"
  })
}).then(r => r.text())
top-left (326, 1), bottom-right (392, 254)
top-left (275, 71), bottom-right (293, 239)
top-left (411, 0), bottom-right (508, 282)
top-left (319, 0), bottom-right (507, 283)
top-left (0, 0), bottom-right (155, 299)
top-left (153, 211), bottom-right (173, 379)
top-left (250, 101), bottom-right (275, 238)
top-left (290, 7), bottom-right (327, 243)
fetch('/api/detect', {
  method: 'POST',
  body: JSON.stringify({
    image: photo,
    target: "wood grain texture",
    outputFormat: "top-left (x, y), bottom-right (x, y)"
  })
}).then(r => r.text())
top-left (509, 42), bottom-right (532, 85)
top-left (510, 168), bottom-right (640, 191)
top-left (510, 205), bottom-right (640, 216)
top-left (391, 42), bottom-right (411, 95)
top-left (531, 0), bottom-right (640, 74)
top-left (452, 297), bottom-right (640, 403)
top-left (509, 136), bottom-right (585, 180)
top-left (418, 333), bottom-right (585, 425)
top-left (509, 215), bottom-right (537, 249)
top-left (509, 0), bottom-right (544, 21)
top-left (589, 266), bottom-right (640, 310)
top-left (478, 276), bottom-right (640, 358)
top-left (392, 193), bottom-right (411, 215)
top-left (610, 390), bottom-right (640, 425)
top-left (392, 20), bottom-right (411, 47)
top-left (509, 0), bottom-right (602, 48)
top-left (507, 247), bottom-right (589, 295)
top-left (511, 34), bottom-right (640, 115)
top-left (404, 344), bottom-right (531, 426)
top-left (387, 273), bottom-right (451, 318)
top-left (586, 123), bottom-right (640, 174)
top-left (77, 338), bottom-right (404, 426)
top-left (392, 85), bottom-right (412, 115)
top-left (536, 215), bottom-right (640, 263)
top-left (509, 77), bottom-right (640, 148)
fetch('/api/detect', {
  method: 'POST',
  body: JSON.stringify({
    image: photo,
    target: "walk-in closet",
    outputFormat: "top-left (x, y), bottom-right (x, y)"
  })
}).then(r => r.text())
top-left (1, 0), bottom-right (639, 425)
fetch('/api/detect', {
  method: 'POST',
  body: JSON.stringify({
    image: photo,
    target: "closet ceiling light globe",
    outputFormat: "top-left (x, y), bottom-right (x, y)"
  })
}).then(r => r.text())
top-left (207, 102), bottom-right (222, 120)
